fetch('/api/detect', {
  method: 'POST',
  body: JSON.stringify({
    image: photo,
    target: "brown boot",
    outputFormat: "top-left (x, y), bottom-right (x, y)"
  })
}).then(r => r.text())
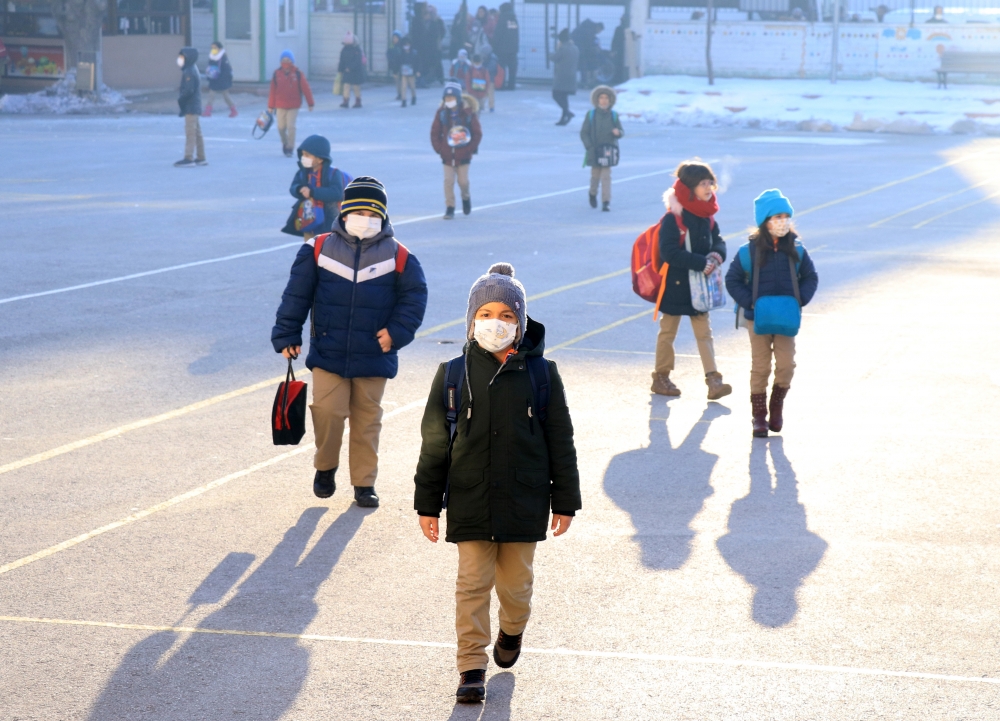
top-left (705, 371), bottom-right (732, 400)
top-left (651, 372), bottom-right (681, 396)
top-left (768, 384), bottom-right (789, 432)
top-left (751, 393), bottom-right (769, 437)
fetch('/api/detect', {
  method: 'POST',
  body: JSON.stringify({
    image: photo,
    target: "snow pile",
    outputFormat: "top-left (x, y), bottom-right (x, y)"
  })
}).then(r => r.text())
top-left (0, 69), bottom-right (129, 115)
top-left (613, 76), bottom-right (1000, 135)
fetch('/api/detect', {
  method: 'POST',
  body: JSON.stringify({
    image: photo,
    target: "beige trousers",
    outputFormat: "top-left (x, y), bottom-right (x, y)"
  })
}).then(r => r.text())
top-left (747, 321), bottom-right (796, 394)
top-left (276, 107), bottom-right (299, 151)
top-left (456, 540), bottom-right (536, 672)
top-left (206, 89), bottom-right (235, 109)
top-left (590, 166), bottom-right (611, 202)
top-left (184, 114), bottom-right (205, 161)
top-left (401, 74), bottom-right (416, 98)
top-left (443, 163), bottom-right (470, 208)
top-left (655, 312), bottom-right (718, 376)
top-left (342, 83), bottom-right (362, 101)
top-left (310, 368), bottom-right (387, 486)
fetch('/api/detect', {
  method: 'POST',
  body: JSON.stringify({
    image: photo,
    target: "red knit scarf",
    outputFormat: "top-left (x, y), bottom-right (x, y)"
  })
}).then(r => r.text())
top-left (673, 178), bottom-right (719, 218)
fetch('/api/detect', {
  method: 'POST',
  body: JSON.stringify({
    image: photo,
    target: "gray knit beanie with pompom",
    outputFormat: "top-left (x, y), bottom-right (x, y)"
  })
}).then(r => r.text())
top-left (466, 262), bottom-right (528, 341)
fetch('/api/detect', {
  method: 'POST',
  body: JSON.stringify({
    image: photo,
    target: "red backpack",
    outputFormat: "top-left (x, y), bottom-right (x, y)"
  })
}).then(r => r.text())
top-left (631, 213), bottom-right (710, 321)
top-left (312, 233), bottom-right (409, 273)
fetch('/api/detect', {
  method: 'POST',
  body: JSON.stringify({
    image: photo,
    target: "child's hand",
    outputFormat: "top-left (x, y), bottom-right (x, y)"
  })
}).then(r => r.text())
top-left (376, 328), bottom-right (393, 353)
top-left (419, 516), bottom-right (439, 543)
top-left (612, 128), bottom-right (621, 137)
top-left (299, 186), bottom-right (311, 199)
top-left (282, 345), bottom-right (301, 360)
top-left (551, 515), bottom-right (573, 536)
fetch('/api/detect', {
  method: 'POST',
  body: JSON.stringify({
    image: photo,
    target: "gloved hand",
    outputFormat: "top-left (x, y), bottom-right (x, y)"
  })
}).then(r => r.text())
top-left (704, 252), bottom-right (723, 275)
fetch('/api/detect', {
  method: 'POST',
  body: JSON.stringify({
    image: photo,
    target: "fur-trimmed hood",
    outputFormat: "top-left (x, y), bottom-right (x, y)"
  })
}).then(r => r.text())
top-left (590, 85), bottom-right (616, 108)
top-left (663, 186), bottom-right (682, 215)
top-left (439, 92), bottom-right (480, 114)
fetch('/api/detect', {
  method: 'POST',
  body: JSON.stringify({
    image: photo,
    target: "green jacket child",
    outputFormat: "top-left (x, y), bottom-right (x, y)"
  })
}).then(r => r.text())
top-left (580, 84), bottom-right (623, 211)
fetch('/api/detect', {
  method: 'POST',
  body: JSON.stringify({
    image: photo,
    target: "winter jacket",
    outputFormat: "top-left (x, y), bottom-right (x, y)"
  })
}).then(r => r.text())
top-left (492, 5), bottom-right (519, 57)
top-left (399, 46), bottom-right (419, 76)
top-left (551, 40), bottom-right (579, 93)
top-left (467, 64), bottom-right (491, 99)
top-left (413, 319), bottom-right (582, 543)
top-left (387, 34), bottom-right (403, 73)
top-left (338, 43), bottom-right (366, 85)
top-left (430, 94), bottom-right (483, 166)
top-left (268, 65), bottom-right (314, 109)
top-left (271, 220), bottom-right (428, 379)
top-left (580, 87), bottom-right (623, 166)
top-left (657, 188), bottom-right (727, 317)
top-left (177, 47), bottom-right (202, 116)
top-left (281, 135), bottom-right (348, 237)
top-left (206, 52), bottom-right (233, 91)
top-left (725, 235), bottom-right (818, 321)
top-left (450, 57), bottom-right (472, 86)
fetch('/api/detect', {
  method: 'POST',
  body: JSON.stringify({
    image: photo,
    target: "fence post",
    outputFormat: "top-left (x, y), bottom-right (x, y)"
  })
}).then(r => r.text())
top-left (706, 0), bottom-right (714, 85)
top-left (830, 0), bottom-right (840, 83)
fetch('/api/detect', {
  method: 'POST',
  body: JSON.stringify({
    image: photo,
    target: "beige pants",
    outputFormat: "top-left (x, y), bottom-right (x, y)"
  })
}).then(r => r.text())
top-left (276, 107), bottom-right (299, 151)
top-left (206, 89), bottom-right (235, 109)
top-left (486, 81), bottom-right (495, 110)
top-left (456, 541), bottom-right (536, 672)
top-left (310, 368), bottom-right (387, 486)
top-left (401, 74), bottom-right (416, 98)
top-left (443, 163), bottom-right (470, 208)
top-left (392, 73), bottom-right (401, 95)
top-left (590, 166), bottom-right (611, 203)
top-left (655, 312), bottom-right (718, 376)
top-left (748, 321), bottom-right (796, 394)
top-left (184, 114), bottom-right (205, 161)
top-left (342, 83), bottom-right (362, 101)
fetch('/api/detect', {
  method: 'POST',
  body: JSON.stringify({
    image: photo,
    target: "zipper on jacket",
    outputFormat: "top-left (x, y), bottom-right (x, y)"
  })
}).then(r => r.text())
top-left (527, 399), bottom-right (534, 435)
top-left (343, 239), bottom-right (362, 375)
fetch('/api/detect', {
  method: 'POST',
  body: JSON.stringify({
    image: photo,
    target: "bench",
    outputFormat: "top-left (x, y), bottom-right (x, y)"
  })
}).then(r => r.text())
top-left (937, 51), bottom-right (1000, 89)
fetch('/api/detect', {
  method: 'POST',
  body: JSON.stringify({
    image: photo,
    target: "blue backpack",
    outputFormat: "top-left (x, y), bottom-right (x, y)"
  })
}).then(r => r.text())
top-left (736, 242), bottom-right (805, 337)
top-left (440, 353), bottom-right (550, 508)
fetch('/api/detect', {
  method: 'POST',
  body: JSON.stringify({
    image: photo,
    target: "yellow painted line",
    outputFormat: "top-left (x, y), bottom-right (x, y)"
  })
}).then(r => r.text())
top-left (547, 310), bottom-right (651, 353)
top-left (2, 615), bottom-right (998, 685)
top-left (911, 190), bottom-right (1000, 229)
top-left (0, 370), bottom-right (311, 477)
top-left (868, 181), bottom-right (990, 228)
top-left (0, 399), bottom-right (425, 577)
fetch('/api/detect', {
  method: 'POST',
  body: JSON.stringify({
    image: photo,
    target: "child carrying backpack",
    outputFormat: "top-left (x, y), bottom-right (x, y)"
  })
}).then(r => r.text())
top-left (725, 189), bottom-right (819, 437)
top-left (413, 263), bottom-right (581, 704)
top-left (580, 85), bottom-right (623, 211)
top-left (281, 135), bottom-right (349, 242)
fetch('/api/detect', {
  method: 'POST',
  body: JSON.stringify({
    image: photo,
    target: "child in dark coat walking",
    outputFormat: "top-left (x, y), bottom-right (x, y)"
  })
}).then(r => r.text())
top-left (580, 85), bottom-right (623, 211)
top-left (281, 135), bottom-right (349, 242)
top-left (725, 189), bottom-right (819, 437)
top-left (414, 263), bottom-right (581, 703)
top-left (338, 32), bottom-right (366, 108)
top-left (431, 83), bottom-right (482, 219)
top-left (174, 47), bottom-right (206, 167)
top-left (203, 42), bottom-right (236, 117)
top-left (398, 39), bottom-right (419, 107)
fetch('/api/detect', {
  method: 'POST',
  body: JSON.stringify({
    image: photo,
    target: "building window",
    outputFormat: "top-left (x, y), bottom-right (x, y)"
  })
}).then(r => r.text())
top-left (105, 0), bottom-right (190, 36)
top-left (277, 0), bottom-right (295, 34)
top-left (225, 0), bottom-right (251, 38)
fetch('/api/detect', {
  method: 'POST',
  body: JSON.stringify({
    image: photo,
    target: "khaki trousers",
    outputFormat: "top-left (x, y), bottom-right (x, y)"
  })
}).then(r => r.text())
top-left (486, 81), bottom-right (495, 110)
top-left (456, 541), bottom-right (536, 672)
top-left (747, 321), bottom-right (796, 394)
top-left (184, 114), bottom-right (205, 161)
top-left (401, 74), bottom-right (416, 98)
top-left (655, 312), bottom-right (718, 376)
top-left (310, 368), bottom-right (387, 486)
top-left (590, 166), bottom-right (611, 203)
top-left (206, 89), bottom-right (235, 109)
top-left (443, 163), bottom-right (470, 208)
top-left (342, 83), bottom-right (362, 101)
top-left (276, 107), bottom-right (299, 151)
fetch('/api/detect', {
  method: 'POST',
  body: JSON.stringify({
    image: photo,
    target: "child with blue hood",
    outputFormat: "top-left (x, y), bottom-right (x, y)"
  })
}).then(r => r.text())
top-left (174, 47), bottom-right (206, 167)
top-left (281, 134), bottom-right (350, 242)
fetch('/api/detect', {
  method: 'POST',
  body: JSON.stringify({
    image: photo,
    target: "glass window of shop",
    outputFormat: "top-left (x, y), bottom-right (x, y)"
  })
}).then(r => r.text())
top-left (106, 0), bottom-right (190, 35)
top-left (1, 1), bottom-right (62, 37)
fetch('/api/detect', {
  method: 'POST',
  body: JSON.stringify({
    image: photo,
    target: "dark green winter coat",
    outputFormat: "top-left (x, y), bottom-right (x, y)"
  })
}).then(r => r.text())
top-left (413, 319), bottom-right (581, 543)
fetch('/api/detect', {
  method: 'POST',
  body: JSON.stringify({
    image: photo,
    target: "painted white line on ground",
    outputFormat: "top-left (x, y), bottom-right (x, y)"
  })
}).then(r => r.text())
top-left (547, 310), bottom-right (651, 353)
top-left (1, 615), bottom-right (996, 686)
top-left (912, 190), bottom-right (1000, 229)
top-left (739, 136), bottom-right (885, 146)
top-left (0, 399), bottom-right (425, 577)
top-left (174, 136), bottom-right (250, 142)
top-left (868, 180), bottom-right (990, 228)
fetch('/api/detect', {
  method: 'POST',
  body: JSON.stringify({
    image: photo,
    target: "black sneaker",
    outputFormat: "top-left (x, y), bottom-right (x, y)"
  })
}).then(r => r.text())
top-left (602, 201), bottom-right (611, 212)
top-left (402, 99), bottom-right (407, 107)
top-left (313, 468), bottom-right (336, 498)
top-left (443, 206), bottom-right (455, 220)
top-left (456, 669), bottom-right (486, 703)
top-left (283, 148), bottom-right (293, 158)
top-left (195, 158), bottom-right (208, 166)
top-left (462, 198), bottom-right (471, 215)
top-left (589, 193), bottom-right (597, 208)
top-left (492, 629), bottom-right (522, 669)
top-left (354, 486), bottom-right (379, 508)
top-left (174, 158), bottom-right (195, 167)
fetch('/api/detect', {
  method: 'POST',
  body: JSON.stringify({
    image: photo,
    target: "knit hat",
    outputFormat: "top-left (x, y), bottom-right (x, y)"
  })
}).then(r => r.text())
top-left (466, 263), bottom-right (527, 342)
top-left (443, 82), bottom-right (463, 101)
top-left (344, 30), bottom-right (355, 44)
top-left (457, 49), bottom-right (468, 59)
top-left (340, 176), bottom-right (388, 219)
top-left (754, 189), bottom-right (794, 227)
top-left (280, 49), bottom-right (294, 63)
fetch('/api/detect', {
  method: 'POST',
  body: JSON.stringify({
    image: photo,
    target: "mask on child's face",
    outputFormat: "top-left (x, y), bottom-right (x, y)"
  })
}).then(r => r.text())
top-left (300, 155), bottom-right (314, 168)
top-left (767, 217), bottom-right (791, 239)
top-left (177, 56), bottom-right (185, 68)
top-left (444, 99), bottom-right (458, 109)
top-left (344, 214), bottom-right (382, 239)
top-left (474, 318), bottom-right (518, 353)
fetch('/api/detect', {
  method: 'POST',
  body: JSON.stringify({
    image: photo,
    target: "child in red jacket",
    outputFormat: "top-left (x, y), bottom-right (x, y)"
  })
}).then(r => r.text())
top-left (430, 84), bottom-right (483, 220)
top-left (267, 50), bottom-right (315, 158)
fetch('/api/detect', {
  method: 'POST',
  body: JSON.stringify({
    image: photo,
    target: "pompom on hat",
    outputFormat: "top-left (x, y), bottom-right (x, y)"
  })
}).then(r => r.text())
top-left (754, 189), bottom-right (794, 227)
top-left (466, 263), bottom-right (527, 342)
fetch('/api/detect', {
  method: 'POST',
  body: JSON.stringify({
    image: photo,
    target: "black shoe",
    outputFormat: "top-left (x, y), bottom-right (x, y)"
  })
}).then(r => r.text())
top-left (174, 158), bottom-right (195, 167)
top-left (555, 115), bottom-right (569, 126)
top-left (354, 486), bottom-right (379, 508)
top-left (602, 201), bottom-right (611, 212)
top-left (567, 111), bottom-right (575, 122)
top-left (589, 193), bottom-right (597, 208)
top-left (456, 669), bottom-right (486, 703)
top-left (462, 198), bottom-right (471, 215)
top-left (402, 99), bottom-right (407, 107)
top-left (492, 629), bottom-right (522, 669)
top-left (410, 96), bottom-right (417, 105)
top-left (340, 100), bottom-right (349, 108)
top-left (313, 468), bottom-right (336, 498)
top-left (195, 158), bottom-right (208, 166)
top-left (443, 206), bottom-right (455, 220)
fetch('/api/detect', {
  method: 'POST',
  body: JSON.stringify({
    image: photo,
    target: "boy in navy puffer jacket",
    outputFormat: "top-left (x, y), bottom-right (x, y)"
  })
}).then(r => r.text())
top-left (272, 177), bottom-right (428, 507)
top-left (726, 189), bottom-right (818, 438)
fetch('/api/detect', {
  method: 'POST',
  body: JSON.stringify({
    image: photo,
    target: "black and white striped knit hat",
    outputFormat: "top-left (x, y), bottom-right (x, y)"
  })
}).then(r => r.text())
top-left (340, 176), bottom-right (388, 219)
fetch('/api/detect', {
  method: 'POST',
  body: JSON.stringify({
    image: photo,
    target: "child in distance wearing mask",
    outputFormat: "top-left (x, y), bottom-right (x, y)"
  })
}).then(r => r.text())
top-left (281, 135), bottom-right (349, 242)
top-left (413, 262), bottom-right (581, 703)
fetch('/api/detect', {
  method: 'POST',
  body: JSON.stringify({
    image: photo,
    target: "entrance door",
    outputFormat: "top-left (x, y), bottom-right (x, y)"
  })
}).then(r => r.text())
top-left (219, 0), bottom-right (260, 81)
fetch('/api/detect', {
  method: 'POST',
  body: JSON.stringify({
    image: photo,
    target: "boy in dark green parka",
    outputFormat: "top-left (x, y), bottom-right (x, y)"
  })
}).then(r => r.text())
top-left (414, 262), bottom-right (581, 704)
top-left (580, 84), bottom-right (623, 211)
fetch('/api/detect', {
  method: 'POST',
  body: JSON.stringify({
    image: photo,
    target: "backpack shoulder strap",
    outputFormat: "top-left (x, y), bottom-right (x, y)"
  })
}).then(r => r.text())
top-left (395, 240), bottom-right (410, 274)
top-left (794, 240), bottom-right (805, 270)
top-left (441, 354), bottom-right (467, 509)
top-left (738, 243), bottom-right (752, 277)
top-left (525, 356), bottom-right (551, 425)
top-left (313, 233), bottom-right (329, 264)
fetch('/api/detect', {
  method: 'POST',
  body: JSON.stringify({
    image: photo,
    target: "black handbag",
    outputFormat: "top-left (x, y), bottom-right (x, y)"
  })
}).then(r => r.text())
top-left (272, 358), bottom-right (308, 445)
top-left (595, 143), bottom-right (619, 168)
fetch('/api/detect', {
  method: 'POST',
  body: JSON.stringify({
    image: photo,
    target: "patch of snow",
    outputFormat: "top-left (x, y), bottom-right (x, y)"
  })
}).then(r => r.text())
top-left (613, 76), bottom-right (1000, 135)
top-left (0, 69), bottom-right (129, 115)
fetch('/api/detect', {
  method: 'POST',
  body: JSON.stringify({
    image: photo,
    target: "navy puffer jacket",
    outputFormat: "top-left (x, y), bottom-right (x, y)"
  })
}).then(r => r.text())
top-left (271, 219), bottom-right (428, 378)
top-left (725, 235), bottom-right (818, 321)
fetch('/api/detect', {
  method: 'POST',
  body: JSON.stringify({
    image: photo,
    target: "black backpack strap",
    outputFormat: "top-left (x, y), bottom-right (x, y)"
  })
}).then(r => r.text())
top-left (441, 355), bottom-right (467, 509)
top-left (525, 356), bottom-right (550, 425)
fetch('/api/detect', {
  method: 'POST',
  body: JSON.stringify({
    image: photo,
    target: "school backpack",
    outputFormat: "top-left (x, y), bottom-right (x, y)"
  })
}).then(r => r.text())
top-left (736, 241), bottom-right (806, 336)
top-left (439, 353), bottom-right (550, 508)
top-left (312, 232), bottom-right (409, 272)
top-left (631, 212), bottom-right (713, 320)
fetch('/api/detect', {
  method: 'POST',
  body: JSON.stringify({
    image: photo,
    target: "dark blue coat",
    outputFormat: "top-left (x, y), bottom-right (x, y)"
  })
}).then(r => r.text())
top-left (658, 209), bottom-right (726, 316)
top-left (725, 236), bottom-right (818, 321)
top-left (271, 219), bottom-right (428, 379)
top-left (177, 47), bottom-right (202, 116)
top-left (207, 54), bottom-right (233, 91)
top-left (281, 135), bottom-right (347, 237)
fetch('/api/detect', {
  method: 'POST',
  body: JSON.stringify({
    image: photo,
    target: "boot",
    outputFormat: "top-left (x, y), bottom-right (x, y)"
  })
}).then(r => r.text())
top-left (339, 99), bottom-right (350, 108)
top-left (705, 371), bottom-right (732, 400)
top-left (589, 193), bottom-right (597, 208)
top-left (751, 394), bottom-right (769, 437)
top-left (202, 104), bottom-right (212, 117)
top-left (462, 198), bottom-right (471, 215)
top-left (313, 468), bottom-right (336, 498)
top-left (768, 384), bottom-right (789, 433)
top-left (443, 206), bottom-right (455, 220)
top-left (354, 486), bottom-right (379, 508)
top-left (353, 98), bottom-right (362, 108)
top-left (402, 99), bottom-right (407, 107)
top-left (602, 201), bottom-right (611, 212)
top-left (411, 95), bottom-right (416, 105)
top-left (651, 372), bottom-right (680, 397)
top-left (228, 106), bottom-right (238, 117)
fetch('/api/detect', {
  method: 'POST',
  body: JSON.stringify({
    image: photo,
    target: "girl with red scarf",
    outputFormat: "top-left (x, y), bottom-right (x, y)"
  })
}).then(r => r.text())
top-left (651, 161), bottom-right (732, 400)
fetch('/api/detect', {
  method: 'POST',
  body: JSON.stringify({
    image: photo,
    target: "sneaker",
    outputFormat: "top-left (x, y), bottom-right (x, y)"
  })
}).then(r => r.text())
top-left (492, 629), bottom-right (522, 669)
top-left (411, 96), bottom-right (416, 105)
top-left (202, 104), bottom-right (212, 117)
top-left (443, 206), bottom-right (455, 220)
top-left (602, 201), bottom-right (611, 212)
top-left (651, 372), bottom-right (681, 397)
top-left (283, 148), bottom-right (293, 158)
top-left (456, 669), bottom-right (486, 703)
top-left (173, 158), bottom-right (195, 167)
top-left (402, 99), bottom-right (407, 107)
top-left (228, 106), bottom-right (239, 118)
top-left (589, 193), bottom-right (597, 208)
top-left (462, 198), bottom-right (471, 215)
top-left (555, 115), bottom-right (569, 126)
top-left (354, 486), bottom-right (379, 508)
top-left (195, 158), bottom-right (208, 166)
top-left (313, 468), bottom-right (336, 498)
top-left (489, 107), bottom-right (495, 113)
top-left (567, 111), bottom-right (575, 122)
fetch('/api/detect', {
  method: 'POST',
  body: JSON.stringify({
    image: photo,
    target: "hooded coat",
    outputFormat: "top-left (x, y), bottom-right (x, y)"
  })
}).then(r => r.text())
top-left (580, 85), bottom-right (623, 166)
top-left (551, 39), bottom-right (579, 93)
top-left (725, 235), bottom-right (819, 321)
top-left (281, 135), bottom-right (349, 237)
top-left (339, 41), bottom-right (366, 85)
top-left (177, 47), bottom-right (202, 116)
top-left (657, 186), bottom-right (727, 317)
top-left (413, 318), bottom-right (582, 543)
top-left (206, 50), bottom-right (233, 91)
top-left (387, 32), bottom-right (403, 74)
top-left (271, 218), bottom-right (428, 379)
top-left (491, 3), bottom-right (519, 58)
top-left (430, 93), bottom-right (483, 165)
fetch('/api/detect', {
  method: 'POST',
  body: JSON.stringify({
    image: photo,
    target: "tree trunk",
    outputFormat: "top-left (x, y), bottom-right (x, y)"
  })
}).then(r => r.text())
top-left (705, 0), bottom-right (714, 85)
top-left (51, 0), bottom-right (108, 91)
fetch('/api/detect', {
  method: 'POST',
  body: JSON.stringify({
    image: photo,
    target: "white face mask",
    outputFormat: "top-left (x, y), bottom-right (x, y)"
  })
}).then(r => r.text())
top-left (767, 217), bottom-right (791, 238)
top-left (474, 318), bottom-right (518, 353)
top-left (177, 56), bottom-right (185, 68)
top-left (344, 214), bottom-right (382, 239)
top-left (444, 99), bottom-right (458, 109)
top-left (300, 155), bottom-right (314, 168)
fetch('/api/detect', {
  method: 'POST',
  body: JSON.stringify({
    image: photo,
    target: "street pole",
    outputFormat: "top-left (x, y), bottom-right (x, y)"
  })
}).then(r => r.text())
top-left (830, 0), bottom-right (840, 83)
top-left (706, 0), bottom-right (714, 85)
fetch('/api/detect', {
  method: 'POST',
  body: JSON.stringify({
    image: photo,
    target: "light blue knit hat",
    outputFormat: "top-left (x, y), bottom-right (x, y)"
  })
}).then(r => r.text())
top-left (754, 189), bottom-right (794, 227)
top-left (280, 49), bottom-right (295, 64)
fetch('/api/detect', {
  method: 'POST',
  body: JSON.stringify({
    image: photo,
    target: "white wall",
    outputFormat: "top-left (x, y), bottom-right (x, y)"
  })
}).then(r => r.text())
top-left (310, 11), bottom-right (396, 79)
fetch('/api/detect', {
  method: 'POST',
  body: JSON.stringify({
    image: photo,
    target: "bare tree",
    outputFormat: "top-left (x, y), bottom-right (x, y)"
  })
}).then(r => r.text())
top-left (50, 0), bottom-right (109, 87)
top-left (705, 0), bottom-right (714, 85)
